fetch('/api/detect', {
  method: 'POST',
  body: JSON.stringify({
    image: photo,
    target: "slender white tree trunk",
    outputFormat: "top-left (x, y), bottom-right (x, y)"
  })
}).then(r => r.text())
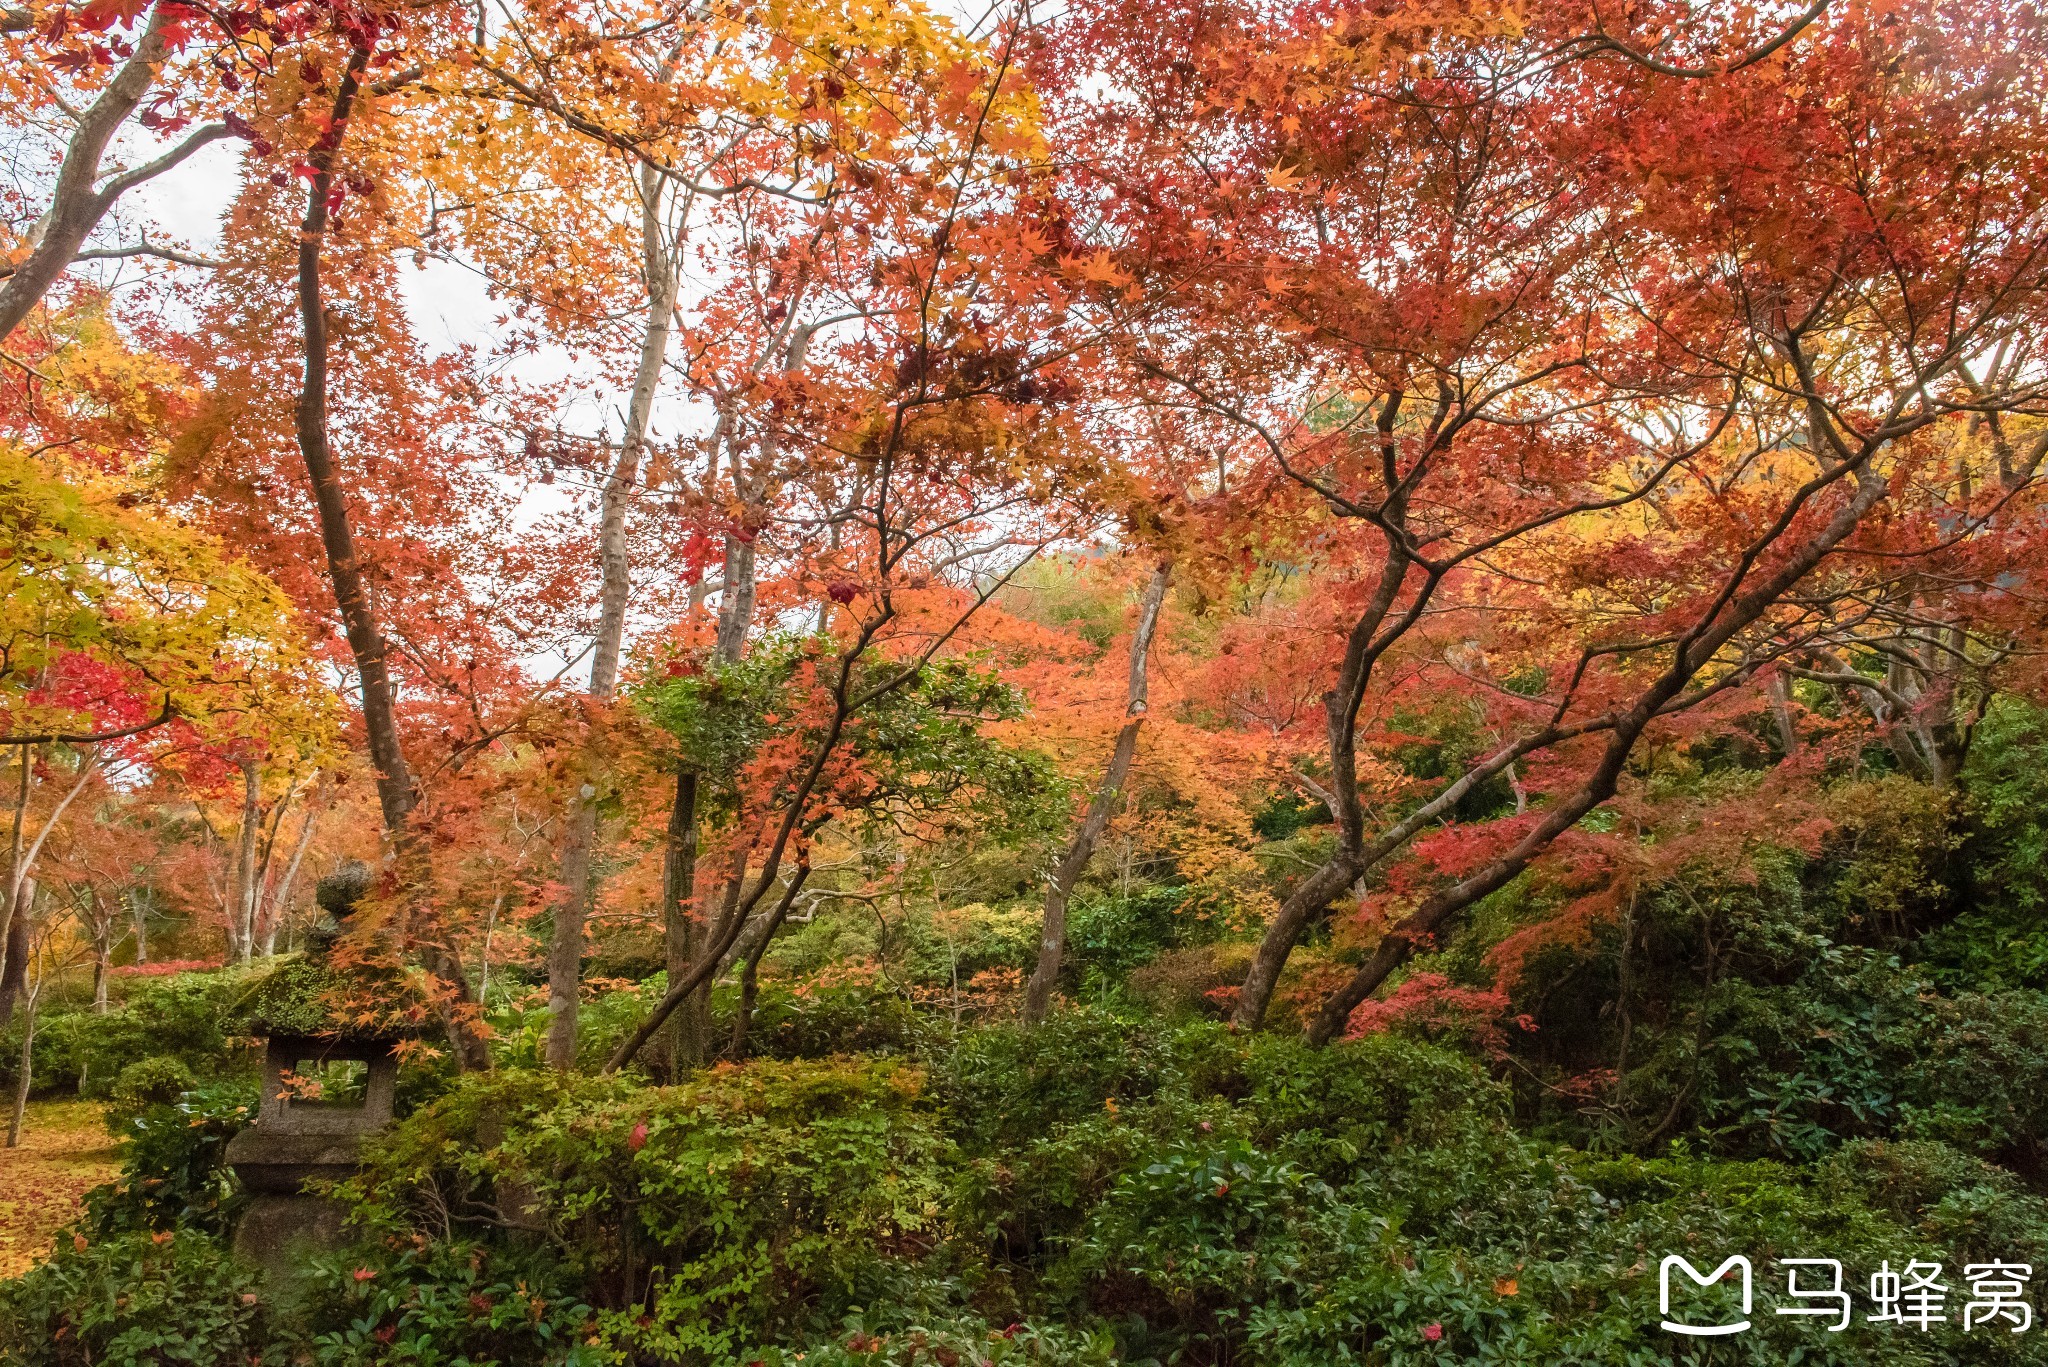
top-left (547, 161), bottom-right (682, 1071)
top-left (6, 918), bottom-right (41, 1147)
top-left (232, 760), bottom-right (261, 963)
top-left (262, 798), bottom-right (320, 957)
top-left (2, 749), bottom-right (98, 1024)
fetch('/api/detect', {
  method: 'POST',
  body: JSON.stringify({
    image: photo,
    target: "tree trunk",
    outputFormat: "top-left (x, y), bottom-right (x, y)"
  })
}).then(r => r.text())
top-left (294, 53), bottom-right (413, 843)
top-left (92, 918), bottom-right (110, 1013)
top-left (0, 750), bottom-right (27, 1025)
top-left (547, 161), bottom-right (681, 1071)
top-left (646, 326), bottom-right (813, 1066)
top-left (262, 800), bottom-right (319, 956)
top-left (650, 422), bottom-right (767, 1068)
top-left (660, 770), bottom-right (708, 1071)
top-left (546, 784), bottom-right (597, 1069)
top-left (1024, 563), bottom-right (1170, 1024)
top-left (232, 760), bottom-right (261, 963)
top-left (710, 320), bottom-right (814, 669)
top-left (729, 862), bottom-right (810, 1058)
top-left (713, 520), bottom-right (759, 664)
top-left (1230, 521), bottom-right (1417, 1031)
top-left (1230, 857), bottom-right (1362, 1031)
top-left (5, 879), bottom-right (39, 1130)
top-left (1766, 671), bottom-right (1800, 755)
top-left (5, 996), bottom-right (30, 1148)
top-left (2, 747), bottom-right (97, 1025)
top-left (130, 887), bottom-right (149, 965)
top-left (0, 897), bottom-right (24, 1030)
top-left (290, 50), bottom-right (486, 1071)
top-left (673, 457), bottom-right (760, 1057)
top-left (0, 7), bottom-right (227, 344)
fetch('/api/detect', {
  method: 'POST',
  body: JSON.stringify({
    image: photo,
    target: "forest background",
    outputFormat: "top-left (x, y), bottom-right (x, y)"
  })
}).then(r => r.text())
top-left (5, 0), bottom-right (2048, 1362)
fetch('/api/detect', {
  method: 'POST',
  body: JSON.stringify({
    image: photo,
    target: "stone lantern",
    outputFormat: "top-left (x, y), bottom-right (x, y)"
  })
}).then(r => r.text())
top-left (225, 863), bottom-right (416, 1277)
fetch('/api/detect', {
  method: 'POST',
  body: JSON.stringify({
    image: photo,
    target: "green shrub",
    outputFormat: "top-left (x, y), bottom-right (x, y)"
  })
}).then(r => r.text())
top-left (938, 1020), bottom-right (2048, 1366)
top-left (1064, 885), bottom-right (1197, 991)
top-left (937, 1011), bottom-right (1240, 1155)
top-left (106, 1058), bottom-right (198, 1124)
top-left (0, 1229), bottom-right (268, 1367)
top-left (1058, 1137), bottom-right (1332, 1318)
top-left (293, 1240), bottom-right (601, 1367)
top-left (903, 902), bottom-right (1044, 986)
top-left (1895, 989), bottom-right (2048, 1163)
top-left (729, 974), bottom-right (930, 1061)
top-left (1820, 1138), bottom-right (2048, 1267)
top-left (19, 970), bottom-right (256, 1098)
top-left (487, 976), bottom-right (703, 1074)
top-left (343, 1059), bottom-right (955, 1364)
top-left (1240, 1033), bottom-right (1513, 1178)
top-left (1654, 948), bottom-right (2048, 1164)
top-left (1915, 698), bottom-right (2048, 991)
top-left (759, 1312), bottom-right (1119, 1367)
top-left (574, 976), bottom-right (665, 1072)
top-left (86, 1080), bottom-right (257, 1239)
top-left (1226, 1148), bottom-right (2048, 1367)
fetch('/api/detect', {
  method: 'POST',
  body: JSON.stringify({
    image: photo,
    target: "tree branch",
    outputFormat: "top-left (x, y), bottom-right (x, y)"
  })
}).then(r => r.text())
top-left (0, 697), bottom-right (175, 746)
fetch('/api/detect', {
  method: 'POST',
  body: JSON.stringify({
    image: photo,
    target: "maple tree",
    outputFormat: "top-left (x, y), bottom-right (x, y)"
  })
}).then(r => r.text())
top-left (5, 0), bottom-right (2048, 1259)
top-left (1029, 0), bottom-right (2048, 1040)
top-left (410, 0), bottom-right (1083, 1068)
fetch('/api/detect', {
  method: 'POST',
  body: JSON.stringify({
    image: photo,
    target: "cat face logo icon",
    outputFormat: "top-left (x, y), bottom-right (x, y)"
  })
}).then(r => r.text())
top-left (1660, 1256), bottom-right (1753, 1337)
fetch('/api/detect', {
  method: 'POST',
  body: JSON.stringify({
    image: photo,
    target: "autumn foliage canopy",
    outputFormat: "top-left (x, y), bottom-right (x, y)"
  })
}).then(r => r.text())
top-left (5, 0), bottom-right (2048, 1140)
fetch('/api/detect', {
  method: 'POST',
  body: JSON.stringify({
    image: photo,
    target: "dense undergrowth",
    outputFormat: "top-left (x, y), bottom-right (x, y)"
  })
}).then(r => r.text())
top-left (8, 706), bottom-right (2048, 1365)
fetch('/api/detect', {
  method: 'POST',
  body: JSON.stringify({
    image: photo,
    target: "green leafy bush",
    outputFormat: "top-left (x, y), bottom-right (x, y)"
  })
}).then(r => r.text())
top-left (343, 1059), bottom-right (955, 1363)
top-left (938, 1011), bottom-right (1241, 1155)
top-left (1117, 1140), bottom-right (2048, 1367)
top-left (12, 970), bottom-right (256, 1098)
top-left (1820, 1138), bottom-right (2048, 1268)
top-left (293, 1240), bottom-right (600, 1367)
top-left (1917, 698), bottom-right (2048, 990)
top-left (1059, 1137), bottom-right (1332, 1320)
top-left (569, 977), bottom-right (668, 1073)
top-left (902, 902), bottom-right (1044, 986)
top-left (1641, 947), bottom-right (2048, 1165)
top-left (0, 1229), bottom-right (268, 1367)
top-left (106, 1057), bottom-right (198, 1124)
top-left (86, 1080), bottom-right (257, 1238)
top-left (730, 974), bottom-right (931, 1061)
top-left (758, 1312), bottom-right (1119, 1367)
top-left (1064, 885), bottom-right (1199, 992)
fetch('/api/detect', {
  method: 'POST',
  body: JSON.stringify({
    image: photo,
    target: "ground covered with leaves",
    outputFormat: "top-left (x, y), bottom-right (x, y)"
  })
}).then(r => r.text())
top-left (0, 1101), bottom-right (118, 1279)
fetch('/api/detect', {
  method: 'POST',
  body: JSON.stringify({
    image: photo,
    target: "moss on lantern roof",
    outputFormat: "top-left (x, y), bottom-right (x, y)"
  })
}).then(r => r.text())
top-left (233, 954), bottom-right (431, 1043)
top-left (227, 860), bottom-right (439, 1043)
top-left (237, 956), bottom-right (345, 1037)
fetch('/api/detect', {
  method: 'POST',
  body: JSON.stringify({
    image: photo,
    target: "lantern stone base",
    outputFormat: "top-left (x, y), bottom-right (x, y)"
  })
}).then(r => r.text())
top-left (226, 1129), bottom-right (366, 1281)
top-left (231, 1193), bottom-right (354, 1279)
